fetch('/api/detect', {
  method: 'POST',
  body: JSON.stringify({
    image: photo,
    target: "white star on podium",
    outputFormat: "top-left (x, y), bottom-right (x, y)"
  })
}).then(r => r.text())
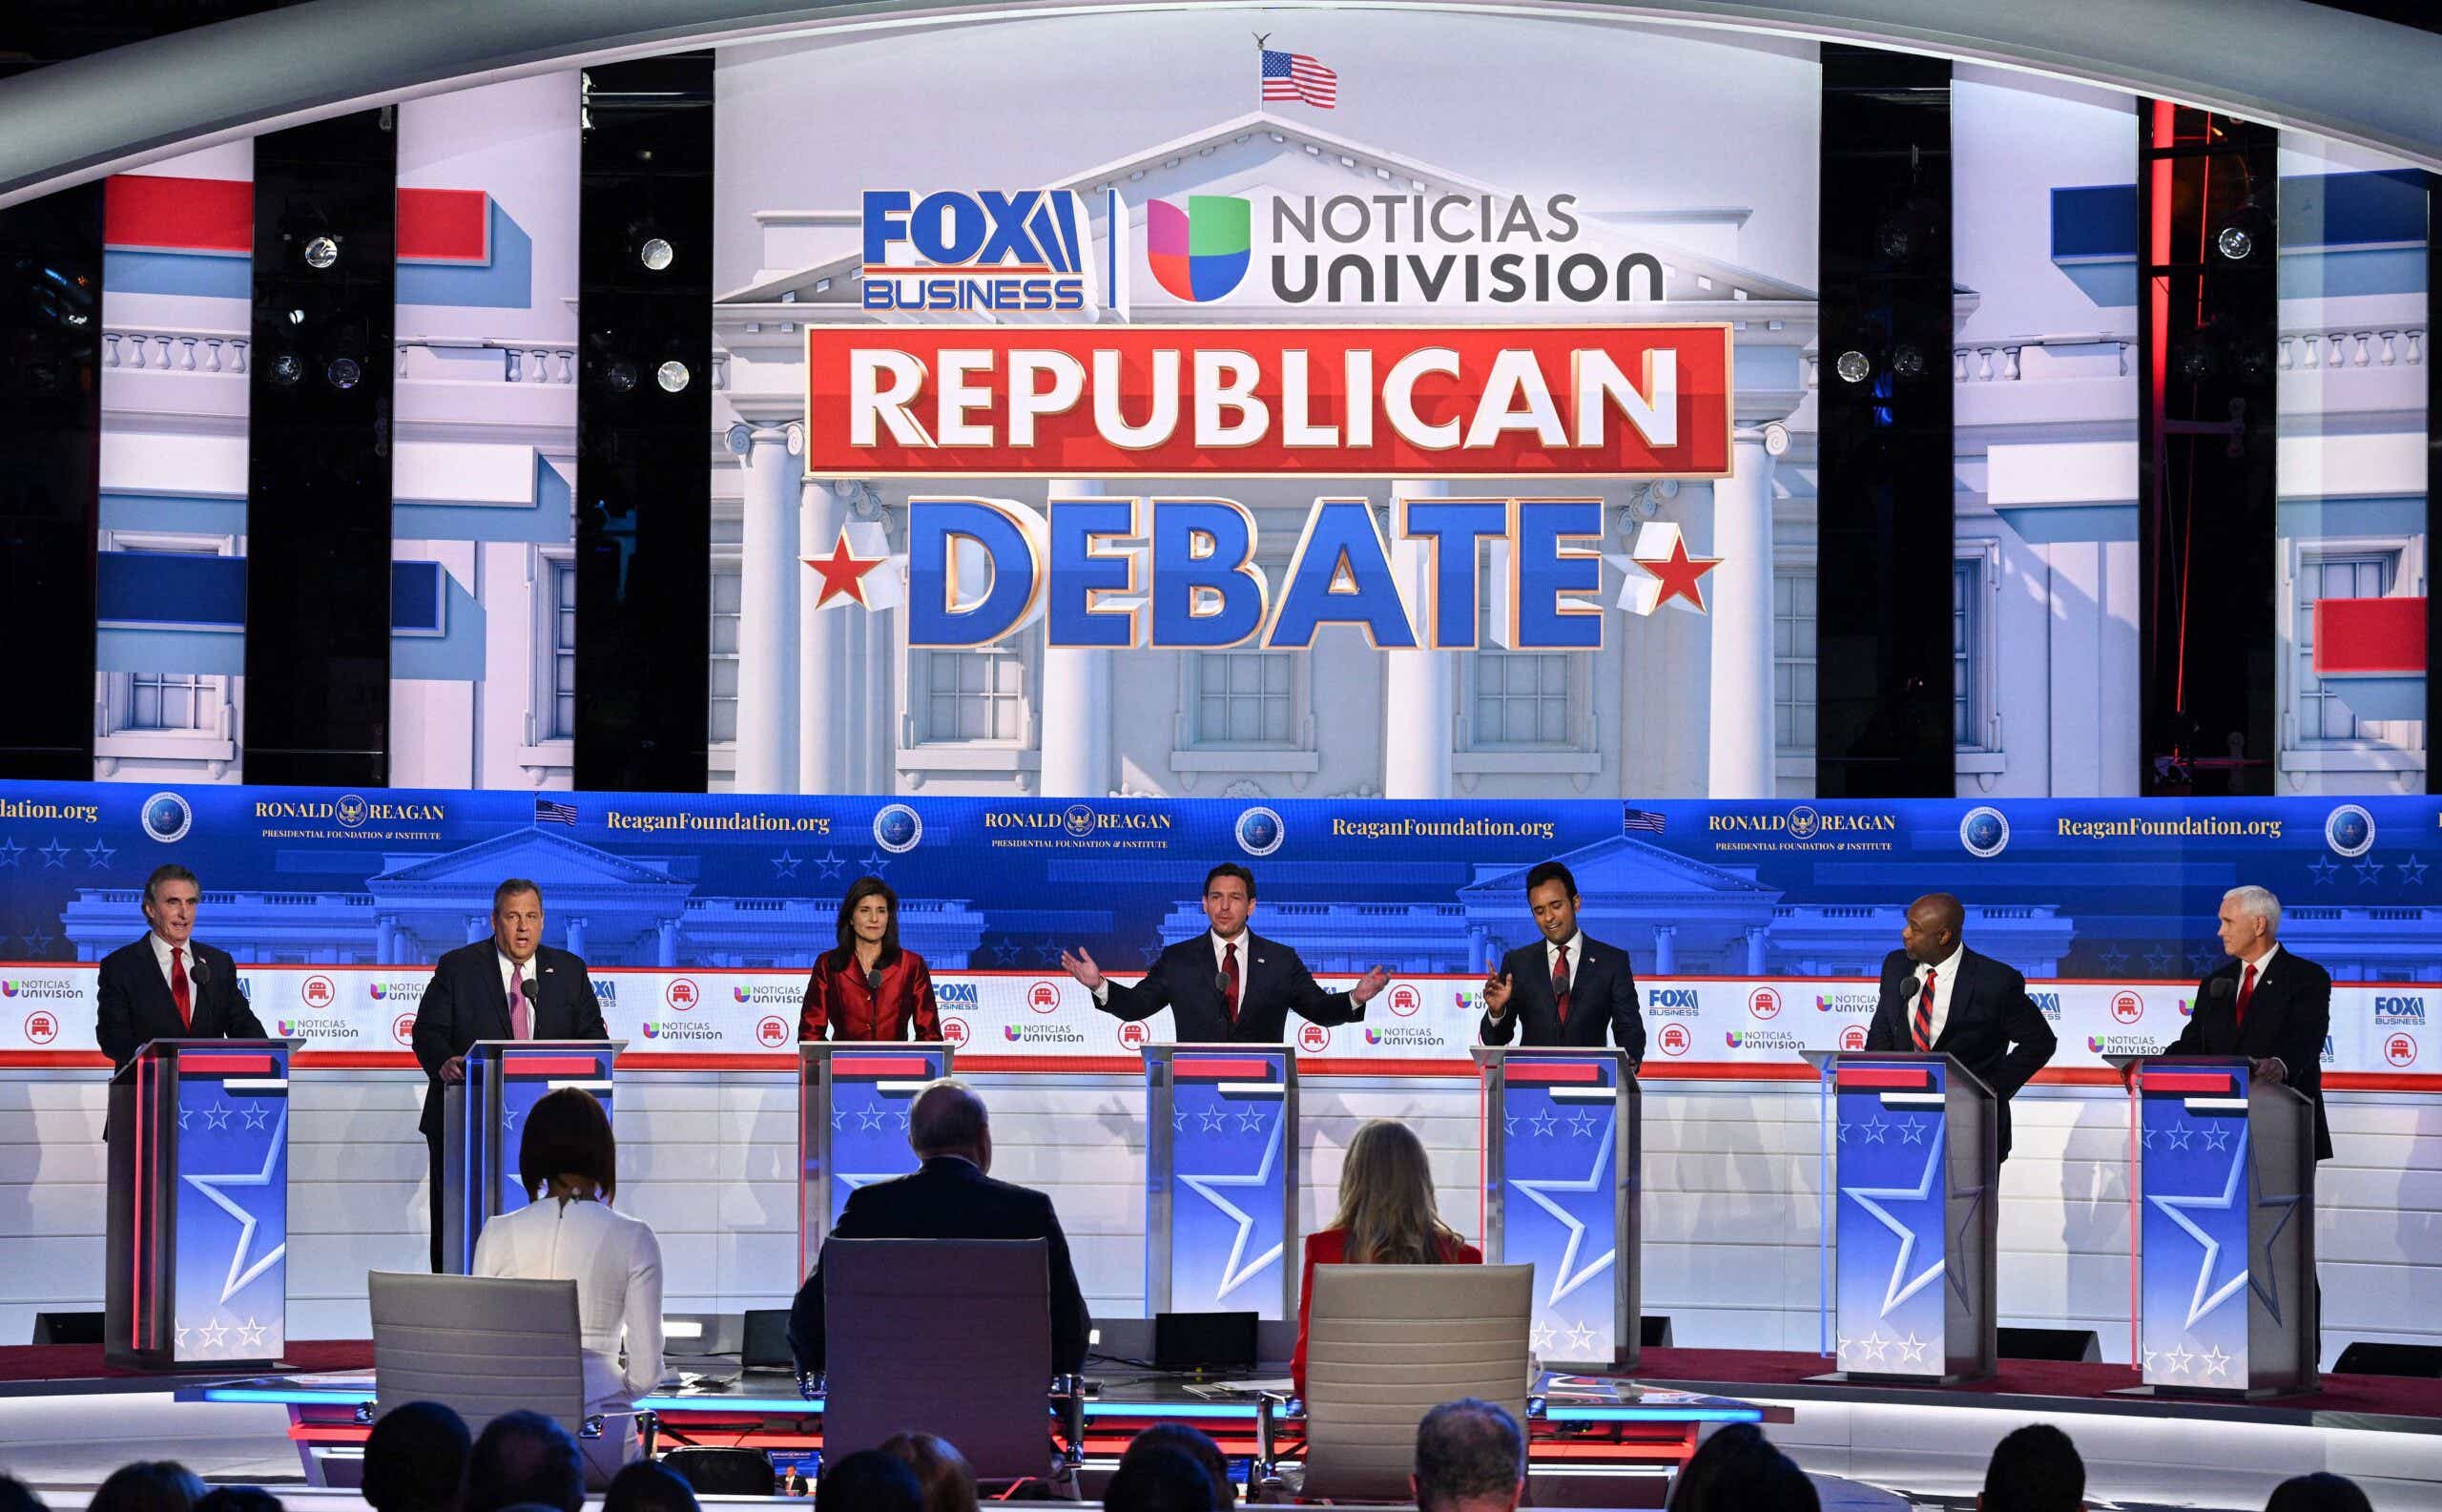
top-left (180, 1108), bottom-right (289, 1305)
top-left (1178, 1116), bottom-right (1285, 1302)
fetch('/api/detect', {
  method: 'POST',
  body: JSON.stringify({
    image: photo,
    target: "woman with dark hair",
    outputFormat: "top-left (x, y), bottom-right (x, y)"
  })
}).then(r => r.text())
top-left (800, 876), bottom-right (942, 1042)
top-left (1290, 1118), bottom-right (1482, 1398)
top-left (877, 1431), bottom-right (977, 1512)
top-left (1665, 1423), bottom-right (1818, 1512)
top-left (87, 1463), bottom-right (205, 1512)
top-left (471, 1087), bottom-right (664, 1482)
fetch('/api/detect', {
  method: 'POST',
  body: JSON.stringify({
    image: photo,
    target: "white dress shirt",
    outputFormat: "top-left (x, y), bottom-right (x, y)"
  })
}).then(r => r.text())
top-left (499, 950), bottom-right (539, 1035)
top-left (1545, 932), bottom-right (1585, 992)
top-left (1912, 943), bottom-right (1965, 1045)
top-left (472, 1194), bottom-right (665, 1414)
top-left (149, 931), bottom-right (193, 993)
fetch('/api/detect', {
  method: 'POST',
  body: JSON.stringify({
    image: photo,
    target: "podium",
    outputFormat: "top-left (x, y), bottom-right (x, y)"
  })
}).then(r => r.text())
top-left (2115, 1055), bottom-right (2318, 1398)
top-left (1804, 1049), bottom-right (1998, 1384)
top-left (798, 1042), bottom-right (955, 1271)
top-left (106, 1038), bottom-right (299, 1369)
top-left (440, 1039), bottom-right (623, 1274)
top-left (1144, 1044), bottom-right (1297, 1320)
top-left (1474, 1046), bottom-right (1641, 1370)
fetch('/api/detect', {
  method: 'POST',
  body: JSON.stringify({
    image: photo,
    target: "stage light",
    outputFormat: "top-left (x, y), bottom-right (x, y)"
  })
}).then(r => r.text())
top-left (639, 237), bottom-right (674, 272)
top-left (1834, 349), bottom-right (1873, 383)
top-left (269, 352), bottom-right (304, 385)
top-left (606, 360), bottom-right (639, 393)
top-left (1891, 344), bottom-right (1925, 380)
top-left (286, 308), bottom-right (307, 326)
top-left (326, 356), bottom-right (362, 390)
top-left (2213, 203), bottom-right (2271, 262)
top-left (655, 359), bottom-right (691, 393)
top-left (304, 236), bottom-right (340, 270)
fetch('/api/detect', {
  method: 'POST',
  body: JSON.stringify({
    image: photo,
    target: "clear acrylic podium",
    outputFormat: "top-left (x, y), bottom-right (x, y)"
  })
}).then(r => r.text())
top-left (2112, 1055), bottom-right (2318, 1398)
top-left (1474, 1046), bottom-right (1641, 1370)
top-left (1144, 1044), bottom-right (1297, 1319)
top-left (440, 1039), bottom-right (622, 1274)
top-left (1804, 1049), bottom-right (1998, 1384)
top-left (106, 1037), bottom-right (299, 1369)
top-left (798, 1041), bottom-right (955, 1273)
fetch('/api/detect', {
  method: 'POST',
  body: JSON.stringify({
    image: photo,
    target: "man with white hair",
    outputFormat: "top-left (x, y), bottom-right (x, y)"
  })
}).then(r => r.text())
top-left (2171, 885), bottom-right (2333, 1164)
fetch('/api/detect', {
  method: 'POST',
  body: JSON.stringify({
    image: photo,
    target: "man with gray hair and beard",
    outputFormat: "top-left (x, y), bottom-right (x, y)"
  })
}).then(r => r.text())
top-left (1410, 1399), bottom-right (1526, 1512)
top-left (2172, 885), bottom-right (2333, 1163)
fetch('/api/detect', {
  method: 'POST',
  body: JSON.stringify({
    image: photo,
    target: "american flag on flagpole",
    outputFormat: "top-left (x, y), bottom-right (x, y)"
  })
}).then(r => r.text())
top-left (534, 796), bottom-right (578, 827)
top-left (1261, 48), bottom-right (1338, 108)
top-left (1622, 807), bottom-right (1667, 835)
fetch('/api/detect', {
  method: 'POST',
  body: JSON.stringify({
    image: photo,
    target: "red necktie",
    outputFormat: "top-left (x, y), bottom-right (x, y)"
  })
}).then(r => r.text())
top-left (1552, 943), bottom-right (1572, 1025)
top-left (509, 971), bottom-right (532, 1040)
top-left (2236, 963), bottom-right (2257, 1032)
top-left (171, 945), bottom-right (193, 1030)
top-left (1221, 942), bottom-right (1240, 1026)
top-left (1912, 968), bottom-right (1935, 1051)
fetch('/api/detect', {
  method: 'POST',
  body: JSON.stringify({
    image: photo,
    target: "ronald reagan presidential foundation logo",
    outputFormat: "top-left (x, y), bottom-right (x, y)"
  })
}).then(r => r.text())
top-left (1959, 806), bottom-right (2010, 858)
top-left (1235, 806), bottom-right (1285, 858)
top-left (141, 791), bottom-right (193, 843)
top-left (2327, 803), bottom-right (2376, 858)
top-left (874, 804), bottom-right (923, 855)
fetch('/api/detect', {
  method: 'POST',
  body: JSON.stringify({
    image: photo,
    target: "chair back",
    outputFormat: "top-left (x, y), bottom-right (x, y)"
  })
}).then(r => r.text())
top-left (821, 1238), bottom-right (1053, 1478)
top-left (368, 1271), bottom-right (587, 1431)
top-left (1300, 1263), bottom-right (1534, 1501)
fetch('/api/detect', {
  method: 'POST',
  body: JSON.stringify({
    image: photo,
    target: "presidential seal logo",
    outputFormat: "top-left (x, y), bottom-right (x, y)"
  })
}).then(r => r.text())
top-left (874, 803), bottom-right (923, 855)
top-left (141, 791), bottom-right (193, 844)
top-left (1959, 806), bottom-right (2010, 859)
top-left (1063, 804), bottom-right (1096, 839)
top-left (337, 794), bottom-right (369, 829)
top-left (1787, 806), bottom-right (1820, 840)
top-left (1234, 806), bottom-right (1285, 858)
top-left (2326, 803), bottom-right (2375, 859)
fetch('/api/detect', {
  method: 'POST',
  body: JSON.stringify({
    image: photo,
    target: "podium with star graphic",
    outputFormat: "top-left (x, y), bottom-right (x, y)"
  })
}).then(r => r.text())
top-left (1473, 1046), bottom-right (1641, 1370)
top-left (1805, 1049), bottom-right (1999, 1385)
top-left (440, 1039), bottom-right (624, 1274)
top-left (798, 1042), bottom-right (955, 1270)
top-left (106, 1038), bottom-right (300, 1370)
top-left (2119, 1056), bottom-right (2318, 1398)
top-left (1145, 1045), bottom-right (1297, 1320)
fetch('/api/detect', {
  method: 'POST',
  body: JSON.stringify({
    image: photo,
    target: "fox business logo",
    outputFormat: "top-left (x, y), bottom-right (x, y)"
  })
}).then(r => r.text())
top-left (2029, 990), bottom-right (2063, 1022)
top-left (936, 982), bottom-right (981, 1009)
top-left (2374, 995), bottom-right (2427, 1026)
top-left (861, 190), bottom-right (1110, 314)
top-left (1645, 986), bottom-right (1700, 1017)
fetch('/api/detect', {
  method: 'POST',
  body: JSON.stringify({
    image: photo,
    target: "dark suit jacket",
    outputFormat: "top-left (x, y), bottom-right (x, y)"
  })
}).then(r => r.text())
top-left (1865, 945), bottom-right (2057, 1161)
top-left (1093, 930), bottom-right (1363, 1043)
top-left (1479, 934), bottom-right (1645, 1066)
top-left (96, 935), bottom-right (266, 1143)
top-left (2172, 949), bottom-right (2334, 1162)
top-left (410, 941), bottom-right (608, 1139)
top-left (789, 1155), bottom-right (1090, 1377)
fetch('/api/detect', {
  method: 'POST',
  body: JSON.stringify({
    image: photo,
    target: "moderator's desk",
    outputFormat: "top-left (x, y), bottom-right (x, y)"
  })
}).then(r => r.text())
top-left (186, 1366), bottom-right (1776, 1490)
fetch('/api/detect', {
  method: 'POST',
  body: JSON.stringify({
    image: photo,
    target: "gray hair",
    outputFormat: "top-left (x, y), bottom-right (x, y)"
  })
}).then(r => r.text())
top-left (2223, 885), bottom-right (2282, 934)
top-left (1412, 1398), bottom-right (1524, 1512)
top-left (909, 1081), bottom-right (988, 1158)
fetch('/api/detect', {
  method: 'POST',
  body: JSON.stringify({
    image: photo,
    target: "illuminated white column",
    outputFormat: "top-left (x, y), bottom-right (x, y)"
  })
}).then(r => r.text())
top-left (1707, 428), bottom-right (1780, 798)
top-left (735, 423), bottom-right (801, 795)
top-left (1038, 479), bottom-right (1114, 797)
top-left (1384, 479), bottom-right (1454, 798)
top-left (1652, 924), bottom-right (1677, 975)
top-left (798, 478), bottom-right (852, 795)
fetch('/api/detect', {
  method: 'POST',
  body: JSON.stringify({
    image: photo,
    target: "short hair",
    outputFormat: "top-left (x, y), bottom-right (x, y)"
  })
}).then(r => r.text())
top-left (1978, 1424), bottom-right (2083, 1512)
top-left (88, 1463), bottom-right (207, 1512)
top-left (2224, 884), bottom-right (2283, 933)
top-left (0, 1475), bottom-right (50, 1512)
top-left (492, 879), bottom-right (543, 915)
top-left (833, 876), bottom-right (902, 968)
top-left (464, 1410), bottom-right (584, 1512)
top-left (143, 863), bottom-right (199, 908)
top-left (879, 1432), bottom-right (978, 1512)
top-left (1203, 862), bottom-right (1256, 901)
top-left (1664, 1423), bottom-right (1816, 1512)
top-left (1523, 861), bottom-right (1578, 901)
top-left (519, 1087), bottom-right (617, 1203)
top-left (908, 1080), bottom-right (988, 1158)
top-left (191, 1491), bottom-right (282, 1512)
top-left (1412, 1399), bottom-right (1524, 1512)
top-left (362, 1401), bottom-right (470, 1512)
top-left (602, 1460), bottom-right (700, 1512)
top-left (2264, 1473), bottom-right (2374, 1512)
top-left (1102, 1446), bottom-right (1214, 1512)
top-left (1120, 1425), bottom-right (1235, 1512)
top-left (816, 1450), bottom-right (921, 1512)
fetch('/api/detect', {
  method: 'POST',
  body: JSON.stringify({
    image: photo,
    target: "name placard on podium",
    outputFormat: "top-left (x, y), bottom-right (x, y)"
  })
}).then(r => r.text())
top-left (799, 1043), bottom-right (955, 1271)
top-left (1145, 1045), bottom-right (1296, 1320)
top-left (107, 1038), bottom-right (298, 1370)
top-left (441, 1039), bottom-right (623, 1274)
top-left (2121, 1056), bottom-right (2317, 1398)
top-left (1808, 1050), bottom-right (1997, 1385)
top-left (1474, 1046), bottom-right (1640, 1371)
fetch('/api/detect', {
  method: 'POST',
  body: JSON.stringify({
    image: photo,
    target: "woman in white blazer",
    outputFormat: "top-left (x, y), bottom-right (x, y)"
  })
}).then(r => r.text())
top-left (472, 1087), bottom-right (664, 1484)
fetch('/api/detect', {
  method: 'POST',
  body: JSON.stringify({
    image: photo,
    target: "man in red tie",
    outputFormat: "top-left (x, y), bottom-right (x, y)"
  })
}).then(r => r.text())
top-left (1476, 860), bottom-right (1645, 1065)
top-left (2170, 885), bottom-right (2332, 1162)
top-left (1062, 863), bottom-right (1389, 1043)
top-left (1864, 892), bottom-right (2056, 1161)
top-left (96, 864), bottom-right (266, 1143)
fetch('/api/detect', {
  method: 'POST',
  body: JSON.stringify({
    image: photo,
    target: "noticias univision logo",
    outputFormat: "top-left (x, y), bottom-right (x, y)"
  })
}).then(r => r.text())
top-left (1147, 196), bottom-right (1252, 302)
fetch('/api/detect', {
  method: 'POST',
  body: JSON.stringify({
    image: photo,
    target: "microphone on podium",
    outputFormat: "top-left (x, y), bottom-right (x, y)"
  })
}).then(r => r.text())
top-left (2208, 976), bottom-right (2234, 1000)
top-left (1213, 972), bottom-right (1231, 998)
top-left (190, 959), bottom-right (211, 990)
top-left (866, 965), bottom-right (884, 998)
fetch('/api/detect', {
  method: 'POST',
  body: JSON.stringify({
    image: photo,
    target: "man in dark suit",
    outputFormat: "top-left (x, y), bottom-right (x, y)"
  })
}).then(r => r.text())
top-left (1059, 863), bottom-right (1389, 1043)
top-left (96, 863), bottom-right (267, 1142)
top-left (411, 878), bottom-right (608, 1270)
top-left (1478, 860), bottom-right (1644, 1066)
top-left (2171, 885), bottom-right (2332, 1162)
top-left (1864, 892), bottom-right (2056, 1161)
top-left (789, 1081), bottom-right (1089, 1379)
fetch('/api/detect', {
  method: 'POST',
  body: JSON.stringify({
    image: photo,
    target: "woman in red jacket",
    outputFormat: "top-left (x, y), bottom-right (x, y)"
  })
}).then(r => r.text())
top-left (1291, 1117), bottom-right (1481, 1397)
top-left (799, 877), bottom-right (942, 1042)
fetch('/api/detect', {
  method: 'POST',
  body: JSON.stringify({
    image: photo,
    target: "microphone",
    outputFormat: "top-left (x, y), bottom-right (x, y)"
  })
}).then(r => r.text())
top-left (190, 959), bottom-right (211, 990)
top-left (1213, 972), bottom-right (1232, 997)
top-left (865, 966), bottom-right (883, 998)
top-left (2208, 976), bottom-right (2234, 1000)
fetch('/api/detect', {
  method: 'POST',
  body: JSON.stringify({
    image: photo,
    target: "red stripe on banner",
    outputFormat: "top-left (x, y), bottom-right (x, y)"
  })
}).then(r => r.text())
top-left (1835, 1067), bottom-right (1931, 1089)
top-left (1500, 1063), bottom-right (1604, 1084)
top-left (2142, 1071), bottom-right (2235, 1093)
top-left (177, 1053), bottom-right (276, 1074)
top-left (831, 1055), bottom-right (937, 1077)
top-left (504, 1056), bottom-right (608, 1076)
top-left (104, 175), bottom-right (251, 253)
top-left (397, 187), bottom-right (490, 263)
top-left (1171, 1058), bottom-right (1280, 1079)
top-left (2313, 596), bottom-right (2427, 675)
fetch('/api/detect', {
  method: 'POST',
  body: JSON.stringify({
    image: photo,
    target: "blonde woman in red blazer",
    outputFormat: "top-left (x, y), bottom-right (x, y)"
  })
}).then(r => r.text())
top-left (799, 876), bottom-right (942, 1042)
top-left (1292, 1118), bottom-right (1481, 1397)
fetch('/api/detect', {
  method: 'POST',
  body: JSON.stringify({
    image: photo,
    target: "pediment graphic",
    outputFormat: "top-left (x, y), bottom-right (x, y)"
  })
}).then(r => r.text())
top-left (369, 827), bottom-right (690, 892)
top-left (1459, 833), bottom-right (1780, 902)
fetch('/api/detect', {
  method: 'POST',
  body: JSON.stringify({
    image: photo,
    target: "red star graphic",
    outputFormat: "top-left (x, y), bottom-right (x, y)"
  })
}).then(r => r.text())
top-left (805, 532), bottom-right (885, 608)
top-left (1636, 535), bottom-right (1723, 611)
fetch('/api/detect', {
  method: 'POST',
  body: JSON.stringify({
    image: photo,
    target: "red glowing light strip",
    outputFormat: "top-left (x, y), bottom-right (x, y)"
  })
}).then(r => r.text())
top-left (2142, 1071), bottom-right (2234, 1094)
top-left (830, 1056), bottom-right (938, 1077)
top-left (1499, 1063), bottom-right (1604, 1084)
top-left (501, 1056), bottom-right (607, 1076)
top-left (1834, 1067), bottom-right (1931, 1089)
top-left (177, 1053), bottom-right (275, 1074)
top-left (1170, 1058), bottom-right (1278, 1079)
